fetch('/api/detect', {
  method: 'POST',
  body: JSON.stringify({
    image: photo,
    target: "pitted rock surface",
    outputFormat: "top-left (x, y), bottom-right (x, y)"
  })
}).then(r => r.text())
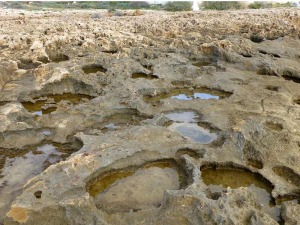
top-left (0, 7), bottom-right (299, 225)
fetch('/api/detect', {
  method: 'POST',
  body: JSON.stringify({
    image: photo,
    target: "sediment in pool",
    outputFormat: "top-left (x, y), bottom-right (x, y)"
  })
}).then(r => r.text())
top-left (87, 159), bottom-right (190, 213)
top-left (91, 110), bottom-right (149, 132)
top-left (0, 139), bottom-right (83, 221)
top-left (21, 93), bottom-right (94, 115)
top-left (200, 164), bottom-right (281, 222)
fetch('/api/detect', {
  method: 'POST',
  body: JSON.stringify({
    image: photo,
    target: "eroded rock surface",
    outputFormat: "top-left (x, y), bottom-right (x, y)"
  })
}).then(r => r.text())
top-left (0, 7), bottom-right (299, 225)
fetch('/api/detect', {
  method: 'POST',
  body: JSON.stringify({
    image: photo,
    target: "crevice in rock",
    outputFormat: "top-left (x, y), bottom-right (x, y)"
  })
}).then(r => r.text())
top-left (82, 64), bottom-right (107, 74)
top-left (257, 68), bottom-right (278, 76)
top-left (282, 75), bottom-right (300, 84)
top-left (48, 53), bottom-right (69, 63)
top-left (175, 148), bottom-right (206, 159)
top-left (276, 190), bottom-right (300, 205)
top-left (240, 53), bottom-right (252, 58)
top-left (101, 50), bottom-right (118, 54)
top-left (294, 99), bottom-right (300, 105)
top-left (243, 141), bottom-right (264, 169)
top-left (273, 166), bottom-right (300, 186)
top-left (34, 190), bottom-right (42, 199)
top-left (250, 35), bottom-right (264, 43)
top-left (264, 121), bottom-right (283, 131)
top-left (18, 59), bottom-right (41, 70)
top-left (266, 85), bottom-right (279, 92)
top-left (131, 72), bottom-right (158, 80)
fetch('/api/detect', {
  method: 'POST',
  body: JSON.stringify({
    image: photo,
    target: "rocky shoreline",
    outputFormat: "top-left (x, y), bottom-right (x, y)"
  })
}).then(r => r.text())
top-left (0, 8), bottom-right (299, 225)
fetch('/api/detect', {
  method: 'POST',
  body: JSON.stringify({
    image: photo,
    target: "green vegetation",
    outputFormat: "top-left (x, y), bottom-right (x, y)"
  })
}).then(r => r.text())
top-left (0, 1), bottom-right (152, 11)
top-left (200, 1), bottom-right (295, 10)
top-left (248, 1), bottom-right (294, 9)
top-left (164, 1), bottom-right (192, 11)
top-left (201, 1), bottom-right (244, 10)
top-left (0, 1), bottom-right (295, 11)
top-left (248, 2), bottom-right (269, 9)
top-left (2, 2), bottom-right (27, 9)
top-left (129, 1), bottom-right (150, 9)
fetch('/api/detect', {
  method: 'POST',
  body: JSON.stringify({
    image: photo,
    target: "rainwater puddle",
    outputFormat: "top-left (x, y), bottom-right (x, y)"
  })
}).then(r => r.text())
top-left (169, 123), bottom-right (218, 144)
top-left (171, 94), bottom-right (193, 100)
top-left (194, 93), bottom-right (220, 100)
top-left (171, 93), bottom-right (220, 100)
top-left (144, 88), bottom-right (231, 104)
top-left (165, 111), bottom-right (198, 123)
top-left (201, 166), bottom-right (281, 222)
top-left (87, 160), bottom-right (188, 213)
top-left (22, 93), bottom-right (93, 115)
top-left (201, 167), bottom-right (273, 191)
top-left (131, 73), bottom-right (158, 80)
top-left (0, 141), bottom-right (82, 222)
top-left (98, 111), bottom-right (148, 132)
top-left (103, 123), bottom-right (119, 131)
top-left (41, 130), bottom-right (52, 136)
top-left (164, 111), bottom-right (218, 144)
